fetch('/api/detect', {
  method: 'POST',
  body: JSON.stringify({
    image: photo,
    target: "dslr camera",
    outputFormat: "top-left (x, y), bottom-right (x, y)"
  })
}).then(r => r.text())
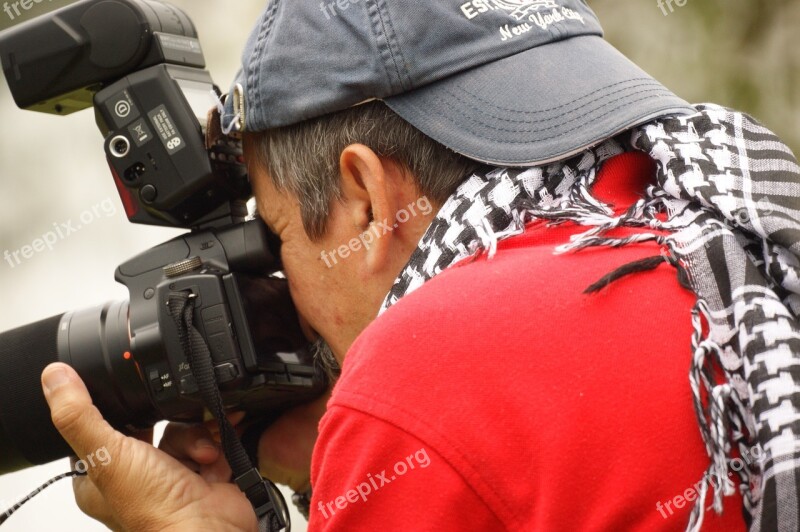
top-left (0, 0), bottom-right (326, 523)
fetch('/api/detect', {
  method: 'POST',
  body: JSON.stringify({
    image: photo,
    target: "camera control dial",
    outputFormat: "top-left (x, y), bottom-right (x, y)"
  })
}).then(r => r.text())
top-left (163, 256), bottom-right (203, 278)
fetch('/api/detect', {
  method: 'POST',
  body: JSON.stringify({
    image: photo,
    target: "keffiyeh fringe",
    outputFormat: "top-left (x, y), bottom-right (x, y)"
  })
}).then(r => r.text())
top-left (381, 104), bottom-right (800, 531)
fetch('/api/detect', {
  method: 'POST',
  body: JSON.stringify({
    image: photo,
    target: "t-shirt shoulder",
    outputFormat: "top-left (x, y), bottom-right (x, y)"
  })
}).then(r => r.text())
top-left (309, 405), bottom-right (505, 530)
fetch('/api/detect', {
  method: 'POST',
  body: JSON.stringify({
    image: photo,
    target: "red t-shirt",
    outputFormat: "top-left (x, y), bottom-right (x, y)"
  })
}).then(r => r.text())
top-left (308, 153), bottom-right (746, 531)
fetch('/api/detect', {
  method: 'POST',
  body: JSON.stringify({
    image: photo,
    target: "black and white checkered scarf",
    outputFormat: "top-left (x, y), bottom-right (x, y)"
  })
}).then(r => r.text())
top-left (379, 104), bottom-right (800, 531)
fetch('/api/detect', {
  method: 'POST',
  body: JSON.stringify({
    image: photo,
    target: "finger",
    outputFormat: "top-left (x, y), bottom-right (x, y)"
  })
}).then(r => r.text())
top-left (199, 457), bottom-right (233, 484)
top-left (42, 363), bottom-right (145, 503)
top-left (42, 364), bottom-right (123, 469)
top-left (206, 411), bottom-right (247, 443)
top-left (171, 453), bottom-right (232, 484)
top-left (176, 458), bottom-right (203, 474)
top-left (159, 423), bottom-right (220, 464)
top-left (223, 411), bottom-right (247, 427)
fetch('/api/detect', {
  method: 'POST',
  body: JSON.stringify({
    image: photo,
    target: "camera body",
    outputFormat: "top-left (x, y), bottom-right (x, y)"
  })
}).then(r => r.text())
top-left (0, 0), bottom-right (327, 475)
top-left (59, 222), bottom-right (323, 433)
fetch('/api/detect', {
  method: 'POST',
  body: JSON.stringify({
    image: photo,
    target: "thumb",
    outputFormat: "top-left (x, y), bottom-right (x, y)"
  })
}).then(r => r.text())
top-left (41, 363), bottom-right (123, 479)
top-left (41, 364), bottom-right (211, 530)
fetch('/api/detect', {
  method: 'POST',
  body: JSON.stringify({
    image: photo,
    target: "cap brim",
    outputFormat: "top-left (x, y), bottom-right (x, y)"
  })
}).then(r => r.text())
top-left (384, 34), bottom-right (693, 167)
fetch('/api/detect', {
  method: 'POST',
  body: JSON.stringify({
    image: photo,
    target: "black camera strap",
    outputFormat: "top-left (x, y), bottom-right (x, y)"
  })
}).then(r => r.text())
top-left (168, 292), bottom-right (289, 532)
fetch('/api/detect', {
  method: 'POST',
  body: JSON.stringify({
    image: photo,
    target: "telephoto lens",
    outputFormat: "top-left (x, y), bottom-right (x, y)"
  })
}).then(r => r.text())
top-left (0, 314), bottom-right (74, 473)
top-left (0, 300), bottom-right (153, 474)
top-left (0, 273), bottom-right (325, 475)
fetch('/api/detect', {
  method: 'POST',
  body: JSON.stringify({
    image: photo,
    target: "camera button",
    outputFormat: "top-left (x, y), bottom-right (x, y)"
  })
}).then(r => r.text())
top-left (149, 369), bottom-right (163, 393)
top-left (214, 363), bottom-right (239, 383)
top-left (141, 184), bottom-right (158, 204)
top-left (179, 375), bottom-right (199, 395)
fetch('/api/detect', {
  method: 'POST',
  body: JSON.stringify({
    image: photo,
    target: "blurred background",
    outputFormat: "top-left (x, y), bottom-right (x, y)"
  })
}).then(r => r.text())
top-left (594, 0), bottom-right (800, 154)
top-left (0, 0), bottom-right (797, 530)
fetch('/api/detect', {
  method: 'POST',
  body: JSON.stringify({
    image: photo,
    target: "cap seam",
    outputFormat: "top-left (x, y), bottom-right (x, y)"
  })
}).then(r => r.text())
top-left (386, 92), bottom-right (694, 164)
top-left (454, 77), bottom-right (657, 115)
top-left (443, 80), bottom-right (667, 125)
top-left (247, 0), bottom-right (282, 130)
top-left (377, 0), bottom-right (413, 89)
top-left (466, 98), bottom-right (695, 162)
top-left (462, 104), bottom-right (694, 165)
top-left (367, 0), bottom-right (410, 93)
top-left (418, 86), bottom-right (678, 138)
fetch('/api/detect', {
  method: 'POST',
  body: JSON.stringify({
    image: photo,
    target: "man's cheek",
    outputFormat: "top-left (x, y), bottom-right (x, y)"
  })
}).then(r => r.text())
top-left (284, 272), bottom-right (329, 330)
top-left (295, 312), bottom-right (318, 343)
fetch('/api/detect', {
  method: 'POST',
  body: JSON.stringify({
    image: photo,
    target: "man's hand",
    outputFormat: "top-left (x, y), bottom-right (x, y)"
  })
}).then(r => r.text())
top-left (160, 388), bottom-right (331, 493)
top-left (42, 363), bottom-right (257, 532)
top-left (256, 388), bottom-right (331, 492)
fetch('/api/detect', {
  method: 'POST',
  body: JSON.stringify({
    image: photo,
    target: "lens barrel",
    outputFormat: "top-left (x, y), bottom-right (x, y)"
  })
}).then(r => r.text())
top-left (0, 301), bottom-right (156, 474)
top-left (58, 301), bottom-right (156, 432)
top-left (0, 314), bottom-right (70, 473)
top-left (0, 273), bottom-right (325, 475)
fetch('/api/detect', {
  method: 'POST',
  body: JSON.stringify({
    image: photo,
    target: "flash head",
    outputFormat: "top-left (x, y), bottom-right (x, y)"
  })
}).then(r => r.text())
top-left (0, 0), bottom-right (251, 230)
top-left (0, 0), bottom-right (203, 115)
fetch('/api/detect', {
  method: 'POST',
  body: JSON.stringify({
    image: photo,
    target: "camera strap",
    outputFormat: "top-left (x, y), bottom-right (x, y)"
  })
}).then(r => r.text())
top-left (0, 471), bottom-right (87, 525)
top-left (168, 292), bottom-right (289, 532)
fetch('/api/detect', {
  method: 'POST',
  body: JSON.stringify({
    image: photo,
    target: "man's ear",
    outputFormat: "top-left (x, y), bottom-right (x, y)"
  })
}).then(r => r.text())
top-left (339, 144), bottom-right (401, 273)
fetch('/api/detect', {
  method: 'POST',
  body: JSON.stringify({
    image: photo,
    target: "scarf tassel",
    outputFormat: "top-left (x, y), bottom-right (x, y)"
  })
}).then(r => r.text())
top-left (686, 302), bottom-right (751, 531)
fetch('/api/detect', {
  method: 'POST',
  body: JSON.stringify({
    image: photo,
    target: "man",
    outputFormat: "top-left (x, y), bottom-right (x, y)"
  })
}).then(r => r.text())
top-left (40, 0), bottom-right (800, 530)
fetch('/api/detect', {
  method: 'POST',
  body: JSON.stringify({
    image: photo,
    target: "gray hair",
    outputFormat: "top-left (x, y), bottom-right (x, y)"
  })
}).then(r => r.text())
top-left (245, 101), bottom-right (480, 240)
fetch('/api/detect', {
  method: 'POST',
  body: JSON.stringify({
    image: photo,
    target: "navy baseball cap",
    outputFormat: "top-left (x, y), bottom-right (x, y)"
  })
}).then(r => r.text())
top-left (223, 0), bottom-right (693, 166)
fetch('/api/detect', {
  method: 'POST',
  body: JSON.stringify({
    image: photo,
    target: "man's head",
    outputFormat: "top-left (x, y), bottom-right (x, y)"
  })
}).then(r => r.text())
top-left (243, 101), bottom-right (478, 360)
top-left (224, 1), bottom-right (691, 164)
top-left (228, 0), bottom-right (693, 360)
